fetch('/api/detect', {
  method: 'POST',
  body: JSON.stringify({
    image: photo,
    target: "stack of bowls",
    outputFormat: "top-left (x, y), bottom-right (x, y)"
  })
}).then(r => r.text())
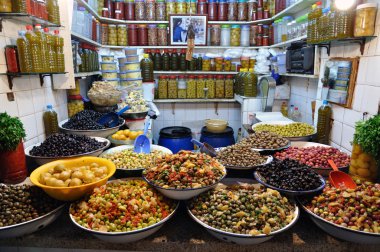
top-left (119, 49), bottom-right (142, 89)
top-left (100, 55), bottom-right (119, 87)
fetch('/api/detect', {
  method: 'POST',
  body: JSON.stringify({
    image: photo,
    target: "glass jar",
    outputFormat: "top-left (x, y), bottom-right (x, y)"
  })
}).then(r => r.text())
top-left (197, 0), bottom-right (207, 15)
top-left (128, 24), bottom-right (138, 46)
top-left (157, 24), bottom-right (168, 45)
top-left (102, 7), bottom-right (110, 18)
top-left (228, 0), bottom-right (238, 21)
top-left (218, 0), bottom-right (228, 21)
top-left (354, 3), bottom-right (377, 37)
top-left (148, 24), bottom-right (158, 46)
top-left (175, 0), bottom-right (186, 14)
top-left (240, 24), bottom-right (250, 46)
top-left (249, 57), bottom-right (256, 69)
top-left (224, 57), bottom-right (231, 71)
top-left (125, 0), bottom-right (135, 20)
top-left (138, 24), bottom-right (148, 46)
top-left (208, 0), bottom-right (218, 21)
top-left (238, 0), bottom-right (248, 21)
top-left (158, 75), bottom-right (168, 99)
top-left (210, 25), bottom-right (221, 46)
top-left (215, 57), bottom-right (223, 71)
top-left (221, 24), bottom-right (231, 46)
top-left (178, 75), bottom-right (187, 98)
top-left (230, 25), bottom-right (241, 46)
top-left (215, 75), bottom-right (225, 98)
top-left (225, 75), bottom-right (234, 98)
top-left (5, 46), bottom-right (19, 73)
top-left (68, 96), bottom-right (84, 118)
top-left (108, 24), bottom-right (117, 45)
top-left (336, 9), bottom-right (355, 39)
top-left (135, 0), bottom-right (145, 20)
top-left (168, 75), bottom-right (178, 98)
top-left (248, 0), bottom-right (257, 21)
top-left (0, 0), bottom-right (12, 12)
top-left (113, 0), bottom-right (125, 20)
top-left (187, 75), bottom-right (197, 98)
top-left (117, 24), bottom-right (127, 46)
top-left (146, 0), bottom-right (155, 21)
top-left (241, 56), bottom-right (249, 69)
top-left (104, 0), bottom-right (113, 17)
top-left (202, 56), bottom-right (211, 71)
top-left (156, 0), bottom-right (166, 21)
top-left (257, 7), bottom-right (263, 20)
top-left (349, 143), bottom-right (379, 182)
top-left (206, 75), bottom-right (215, 98)
top-left (250, 25), bottom-right (257, 46)
top-left (166, 0), bottom-right (176, 20)
top-left (196, 75), bottom-right (206, 98)
top-left (187, 0), bottom-right (196, 14)
top-left (262, 35), bottom-right (269, 46)
top-left (256, 33), bottom-right (262, 46)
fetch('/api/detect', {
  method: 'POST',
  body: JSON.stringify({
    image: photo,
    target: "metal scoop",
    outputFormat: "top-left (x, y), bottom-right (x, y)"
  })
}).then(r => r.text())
top-left (191, 139), bottom-right (217, 157)
top-left (328, 159), bottom-right (357, 189)
top-left (134, 120), bottom-right (151, 154)
top-left (97, 105), bottom-right (130, 127)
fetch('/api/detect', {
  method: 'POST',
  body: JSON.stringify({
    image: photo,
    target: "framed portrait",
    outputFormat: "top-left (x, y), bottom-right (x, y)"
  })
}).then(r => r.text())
top-left (169, 14), bottom-right (208, 46)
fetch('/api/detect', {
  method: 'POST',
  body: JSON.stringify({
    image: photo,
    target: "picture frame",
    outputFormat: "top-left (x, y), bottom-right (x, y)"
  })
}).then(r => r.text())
top-left (169, 14), bottom-right (208, 46)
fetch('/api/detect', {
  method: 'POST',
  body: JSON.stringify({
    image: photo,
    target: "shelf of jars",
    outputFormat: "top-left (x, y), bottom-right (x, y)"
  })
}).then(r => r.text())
top-left (71, 32), bottom-right (102, 47)
top-left (153, 98), bottom-right (236, 103)
top-left (154, 71), bottom-right (238, 75)
top-left (102, 45), bottom-right (270, 50)
top-left (0, 72), bottom-right (67, 90)
top-left (271, 0), bottom-right (314, 20)
top-left (74, 71), bottom-right (101, 78)
top-left (0, 13), bottom-right (61, 32)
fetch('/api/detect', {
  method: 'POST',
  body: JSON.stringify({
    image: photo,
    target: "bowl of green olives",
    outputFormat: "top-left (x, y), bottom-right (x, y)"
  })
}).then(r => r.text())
top-left (252, 121), bottom-right (316, 141)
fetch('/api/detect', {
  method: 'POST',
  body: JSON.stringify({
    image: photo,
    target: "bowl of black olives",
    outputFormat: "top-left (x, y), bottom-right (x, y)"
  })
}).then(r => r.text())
top-left (25, 133), bottom-right (110, 165)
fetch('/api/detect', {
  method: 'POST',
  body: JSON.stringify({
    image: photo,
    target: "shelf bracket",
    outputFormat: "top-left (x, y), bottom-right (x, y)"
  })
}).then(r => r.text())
top-left (6, 74), bottom-right (17, 90)
top-left (214, 102), bottom-right (219, 115)
top-left (171, 102), bottom-right (175, 115)
top-left (0, 18), bottom-right (3, 32)
top-left (39, 74), bottom-right (53, 87)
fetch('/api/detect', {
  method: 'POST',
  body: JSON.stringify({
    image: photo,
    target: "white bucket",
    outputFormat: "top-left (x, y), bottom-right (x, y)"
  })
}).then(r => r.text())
top-left (143, 82), bottom-right (155, 101)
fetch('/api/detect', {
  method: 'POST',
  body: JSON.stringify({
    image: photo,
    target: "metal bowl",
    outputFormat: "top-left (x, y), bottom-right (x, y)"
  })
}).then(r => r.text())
top-left (223, 156), bottom-right (273, 170)
top-left (251, 141), bottom-right (291, 153)
top-left (59, 119), bottom-right (125, 138)
top-left (143, 169), bottom-right (227, 200)
top-left (120, 110), bottom-right (149, 120)
top-left (299, 199), bottom-right (380, 244)
top-left (69, 178), bottom-right (179, 243)
top-left (25, 137), bottom-right (111, 165)
top-left (187, 178), bottom-right (300, 245)
top-left (253, 171), bottom-right (326, 197)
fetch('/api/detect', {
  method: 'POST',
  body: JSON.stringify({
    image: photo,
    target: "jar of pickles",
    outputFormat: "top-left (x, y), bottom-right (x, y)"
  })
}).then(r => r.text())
top-left (215, 75), bottom-right (225, 98)
top-left (68, 95), bottom-right (84, 117)
top-left (241, 24), bottom-right (250, 46)
top-left (354, 3), bottom-right (378, 37)
top-left (247, 0), bottom-right (257, 21)
top-left (158, 75), bottom-right (168, 99)
top-left (215, 57), bottom-right (223, 71)
top-left (225, 75), bottom-right (234, 98)
top-left (117, 25), bottom-right (127, 46)
top-left (250, 25), bottom-right (257, 46)
top-left (228, 0), bottom-right (238, 21)
top-left (156, 0), bottom-right (166, 21)
top-left (146, 0), bottom-right (155, 20)
top-left (208, 0), bottom-right (218, 21)
top-left (125, 0), bottom-right (135, 20)
top-left (187, 0), bottom-right (196, 14)
top-left (178, 75), bottom-right (187, 98)
top-left (166, 0), bottom-right (176, 20)
top-left (196, 75), bottom-right (206, 98)
top-left (107, 24), bottom-right (117, 45)
top-left (128, 24), bottom-right (138, 46)
top-left (135, 0), bottom-right (145, 20)
top-left (175, 0), bottom-right (186, 14)
top-left (187, 75), bottom-right (197, 98)
top-left (221, 24), bottom-right (231, 46)
top-left (138, 24), bottom-right (148, 46)
top-left (0, 0), bottom-right (12, 12)
top-left (202, 56), bottom-right (211, 71)
top-left (230, 25), bottom-right (241, 46)
top-left (168, 75), bottom-right (178, 98)
top-left (197, 0), bottom-right (207, 14)
top-left (350, 143), bottom-right (379, 182)
top-left (241, 56), bottom-right (249, 68)
top-left (148, 24), bottom-right (158, 46)
top-left (218, 0), bottom-right (228, 21)
top-left (249, 57), bottom-right (256, 69)
top-left (100, 24), bottom-right (108, 45)
top-left (206, 75), bottom-right (215, 98)
top-left (210, 25), bottom-right (221, 46)
top-left (224, 57), bottom-right (231, 71)
top-left (238, 0), bottom-right (248, 21)
top-left (157, 24), bottom-right (168, 45)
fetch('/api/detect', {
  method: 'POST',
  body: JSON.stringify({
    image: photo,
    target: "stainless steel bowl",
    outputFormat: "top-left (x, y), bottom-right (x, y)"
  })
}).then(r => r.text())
top-left (120, 110), bottom-right (149, 120)
top-left (59, 119), bottom-right (124, 138)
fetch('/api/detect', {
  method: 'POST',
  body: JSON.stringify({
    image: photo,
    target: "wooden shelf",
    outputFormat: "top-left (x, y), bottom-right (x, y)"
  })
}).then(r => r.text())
top-left (74, 71), bottom-right (101, 78)
top-left (71, 32), bottom-right (101, 47)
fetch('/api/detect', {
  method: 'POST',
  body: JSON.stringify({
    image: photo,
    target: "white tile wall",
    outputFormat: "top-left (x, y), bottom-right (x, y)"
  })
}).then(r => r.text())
top-left (0, 21), bottom-right (68, 148)
top-left (289, 8), bottom-right (380, 154)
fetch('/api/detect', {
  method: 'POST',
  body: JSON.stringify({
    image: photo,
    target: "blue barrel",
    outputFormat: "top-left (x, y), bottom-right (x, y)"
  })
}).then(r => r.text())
top-left (200, 126), bottom-right (235, 148)
top-left (158, 126), bottom-right (194, 153)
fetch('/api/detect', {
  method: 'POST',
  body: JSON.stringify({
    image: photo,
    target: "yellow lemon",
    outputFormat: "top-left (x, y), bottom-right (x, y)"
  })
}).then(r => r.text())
top-left (123, 129), bottom-right (130, 136)
top-left (119, 135), bottom-right (127, 140)
top-left (129, 132), bottom-right (139, 140)
top-left (117, 130), bottom-right (124, 134)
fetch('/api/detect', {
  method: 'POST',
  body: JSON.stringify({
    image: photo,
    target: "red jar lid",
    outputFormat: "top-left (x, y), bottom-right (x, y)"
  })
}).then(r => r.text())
top-left (207, 75), bottom-right (214, 78)
top-left (68, 95), bottom-right (82, 100)
top-left (128, 24), bottom-right (137, 29)
top-left (178, 75), bottom-right (185, 78)
top-left (216, 75), bottom-right (224, 79)
top-left (198, 75), bottom-right (204, 79)
top-left (169, 75), bottom-right (177, 79)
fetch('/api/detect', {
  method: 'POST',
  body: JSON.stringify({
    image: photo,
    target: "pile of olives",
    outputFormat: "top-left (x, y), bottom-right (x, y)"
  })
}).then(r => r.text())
top-left (254, 122), bottom-right (315, 137)
top-left (62, 110), bottom-right (123, 130)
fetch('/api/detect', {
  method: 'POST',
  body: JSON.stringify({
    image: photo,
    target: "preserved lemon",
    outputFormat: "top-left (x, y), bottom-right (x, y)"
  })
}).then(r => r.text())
top-left (25, 25), bottom-right (43, 72)
top-left (16, 31), bottom-right (32, 73)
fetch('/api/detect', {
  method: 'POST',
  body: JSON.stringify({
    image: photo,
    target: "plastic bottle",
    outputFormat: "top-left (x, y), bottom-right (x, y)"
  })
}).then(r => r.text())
top-left (53, 30), bottom-right (65, 72)
top-left (154, 49), bottom-right (162, 71)
top-left (281, 101), bottom-right (288, 117)
top-left (44, 28), bottom-right (57, 72)
top-left (328, 5), bottom-right (337, 40)
top-left (281, 16), bottom-right (292, 42)
top-left (318, 7), bottom-right (329, 43)
top-left (307, 4), bottom-right (316, 44)
top-left (43, 104), bottom-right (59, 137)
top-left (276, 18), bottom-right (283, 44)
top-left (292, 107), bottom-right (301, 122)
top-left (289, 104), bottom-right (294, 118)
top-left (316, 100), bottom-right (332, 144)
top-left (162, 49), bottom-right (170, 71)
top-left (313, 2), bottom-right (323, 43)
top-left (47, 0), bottom-right (60, 25)
top-left (140, 53), bottom-right (154, 82)
top-left (34, 24), bottom-right (49, 73)
top-left (25, 25), bottom-right (43, 73)
top-left (16, 31), bottom-right (32, 73)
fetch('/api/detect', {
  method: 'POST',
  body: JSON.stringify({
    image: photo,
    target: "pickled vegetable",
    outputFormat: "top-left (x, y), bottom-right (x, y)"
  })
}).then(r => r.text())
top-left (225, 75), bottom-right (234, 98)
top-left (230, 25), bottom-right (241, 46)
top-left (177, 76), bottom-right (186, 99)
top-left (68, 99), bottom-right (84, 117)
top-left (187, 0), bottom-right (196, 14)
top-left (350, 144), bottom-right (378, 182)
top-left (202, 56), bottom-right (211, 71)
top-left (166, 0), bottom-right (176, 20)
top-left (117, 25), bottom-right (127, 46)
top-left (108, 24), bottom-right (117, 45)
top-left (215, 57), bottom-right (223, 71)
top-left (157, 24), bottom-right (168, 46)
top-left (156, 0), bottom-right (166, 21)
top-left (215, 75), bottom-right (225, 98)
top-left (206, 75), bottom-right (215, 98)
top-left (148, 24), bottom-right (158, 46)
top-left (0, 0), bottom-right (12, 12)
top-left (196, 76), bottom-right (206, 98)
top-left (175, 0), bottom-right (186, 14)
top-left (187, 76), bottom-right (196, 99)
top-left (168, 76), bottom-right (177, 98)
top-left (145, 0), bottom-right (155, 21)
top-left (158, 75), bottom-right (168, 99)
top-left (224, 57), bottom-right (231, 71)
top-left (354, 4), bottom-right (377, 37)
top-left (135, 0), bottom-right (145, 20)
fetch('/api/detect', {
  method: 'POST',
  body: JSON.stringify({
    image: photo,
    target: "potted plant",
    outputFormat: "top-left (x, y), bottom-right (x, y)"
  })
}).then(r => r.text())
top-left (0, 112), bottom-right (27, 183)
top-left (349, 115), bottom-right (380, 182)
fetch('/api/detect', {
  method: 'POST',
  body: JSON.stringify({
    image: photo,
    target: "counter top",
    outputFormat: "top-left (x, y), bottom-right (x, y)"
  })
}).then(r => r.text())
top-left (0, 203), bottom-right (378, 252)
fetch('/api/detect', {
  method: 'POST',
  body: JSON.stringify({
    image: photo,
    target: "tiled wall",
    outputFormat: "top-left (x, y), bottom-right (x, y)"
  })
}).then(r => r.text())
top-left (288, 5), bottom-right (380, 154)
top-left (0, 20), bottom-right (68, 148)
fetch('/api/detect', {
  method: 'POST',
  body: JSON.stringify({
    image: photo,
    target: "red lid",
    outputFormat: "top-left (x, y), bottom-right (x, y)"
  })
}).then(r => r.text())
top-left (26, 25), bottom-right (33, 30)
top-left (145, 49), bottom-right (151, 53)
top-left (316, 1), bottom-right (322, 5)
top-left (172, 49), bottom-right (177, 53)
top-left (198, 75), bottom-right (204, 79)
top-left (159, 75), bottom-right (166, 79)
top-left (216, 75), bottom-right (224, 79)
top-left (178, 75), bottom-right (185, 78)
top-left (181, 49), bottom-right (186, 53)
top-left (138, 24), bottom-right (147, 28)
top-left (226, 75), bottom-right (233, 78)
top-left (155, 49), bottom-right (161, 53)
top-left (188, 75), bottom-right (194, 79)
top-left (43, 27), bottom-right (49, 32)
top-left (54, 30), bottom-right (59, 35)
top-left (68, 95), bottom-right (82, 100)
top-left (168, 49), bottom-right (172, 53)
top-left (128, 24), bottom-right (137, 29)
top-left (163, 49), bottom-right (168, 53)
top-left (207, 75), bottom-right (214, 78)
top-left (170, 75), bottom-right (177, 79)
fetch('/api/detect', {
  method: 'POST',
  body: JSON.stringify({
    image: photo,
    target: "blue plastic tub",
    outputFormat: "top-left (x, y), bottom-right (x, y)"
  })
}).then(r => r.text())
top-left (158, 126), bottom-right (194, 153)
top-left (200, 126), bottom-right (235, 148)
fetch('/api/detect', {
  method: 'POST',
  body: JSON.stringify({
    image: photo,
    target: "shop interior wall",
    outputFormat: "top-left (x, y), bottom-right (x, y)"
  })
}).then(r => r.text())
top-left (288, 2), bottom-right (380, 154)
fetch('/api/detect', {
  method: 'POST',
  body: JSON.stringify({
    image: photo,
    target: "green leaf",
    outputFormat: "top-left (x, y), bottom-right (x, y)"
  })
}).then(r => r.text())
top-left (0, 112), bottom-right (26, 151)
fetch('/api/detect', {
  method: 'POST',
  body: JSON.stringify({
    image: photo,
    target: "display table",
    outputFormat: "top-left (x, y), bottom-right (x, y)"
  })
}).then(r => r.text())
top-left (0, 203), bottom-right (378, 252)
